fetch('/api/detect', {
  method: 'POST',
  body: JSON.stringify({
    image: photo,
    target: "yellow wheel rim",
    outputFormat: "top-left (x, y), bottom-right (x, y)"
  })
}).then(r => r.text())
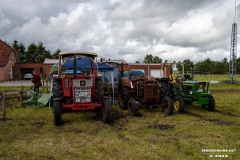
top-left (174, 101), bottom-right (180, 110)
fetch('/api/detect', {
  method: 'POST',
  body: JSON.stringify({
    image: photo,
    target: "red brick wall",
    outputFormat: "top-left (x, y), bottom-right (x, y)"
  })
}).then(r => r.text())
top-left (14, 63), bottom-right (43, 80)
top-left (117, 63), bottom-right (172, 77)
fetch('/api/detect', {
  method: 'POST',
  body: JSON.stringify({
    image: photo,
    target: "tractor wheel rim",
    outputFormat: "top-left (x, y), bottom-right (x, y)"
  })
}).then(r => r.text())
top-left (174, 101), bottom-right (180, 110)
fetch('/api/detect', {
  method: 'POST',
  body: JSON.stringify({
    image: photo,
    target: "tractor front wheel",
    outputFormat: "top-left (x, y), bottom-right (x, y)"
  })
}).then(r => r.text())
top-left (53, 100), bottom-right (62, 126)
top-left (173, 95), bottom-right (185, 113)
top-left (53, 78), bottom-right (63, 99)
top-left (118, 79), bottom-right (131, 110)
top-left (102, 98), bottom-right (112, 123)
top-left (95, 78), bottom-right (104, 102)
top-left (128, 99), bottom-right (139, 116)
top-left (162, 96), bottom-right (173, 115)
top-left (203, 95), bottom-right (215, 111)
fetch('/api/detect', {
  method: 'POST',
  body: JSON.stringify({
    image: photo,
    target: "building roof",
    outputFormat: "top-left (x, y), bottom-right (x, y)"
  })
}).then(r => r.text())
top-left (43, 58), bottom-right (59, 64)
top-left (0, 40), bottom-right (17, 67)
top-left (108, 59), bottom-right (128, 64)
top-left (44, 58), bottom-right (128, 65)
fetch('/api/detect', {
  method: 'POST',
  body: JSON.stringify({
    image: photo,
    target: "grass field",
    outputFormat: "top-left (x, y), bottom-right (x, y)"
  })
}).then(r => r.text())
top-left (194, 74), bottom-right (240, 82)
top-left (0, 78), bottom-right (240, 159)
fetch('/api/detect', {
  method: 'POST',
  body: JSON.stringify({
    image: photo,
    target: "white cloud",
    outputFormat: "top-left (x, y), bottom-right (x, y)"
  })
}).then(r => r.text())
top-left (0, 0), bottom-right (239, 63)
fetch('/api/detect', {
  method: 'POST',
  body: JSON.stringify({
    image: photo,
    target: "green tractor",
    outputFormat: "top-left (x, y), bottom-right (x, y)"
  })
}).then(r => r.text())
top-left (167, 62), bottom-right (215, 112)
top-left (177, 80), bottom-right (215, 111)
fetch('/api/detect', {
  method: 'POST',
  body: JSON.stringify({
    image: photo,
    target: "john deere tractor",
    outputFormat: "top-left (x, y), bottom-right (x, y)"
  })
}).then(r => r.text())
top-left (52, 51), bottom-right (112, 126)
top-left (166, 74), bottom-right (215, 111)
top-left (178, 79), bottom-right (215, 111)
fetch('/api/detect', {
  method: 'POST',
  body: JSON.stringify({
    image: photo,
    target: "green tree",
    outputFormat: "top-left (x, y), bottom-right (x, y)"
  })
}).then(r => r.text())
top-left (51, 49), bottom-right (61, 59)
top-left (11, 40), bottom-right (26, 62)
top-left (213, 61), bottom-right (226, 74)
top-left (25, 42), bottom-right (52, 63)
top-left (177, 59), bottom-right (193, 72)
top-left (144, 54), bottom-right (162, 63)
top-left (25, 42), bottom-right (37, 62)
top-left (153, 56), bottom-right (162, 63)
top-left (195, 58), bottom-right (214, 73)
top-left (236, 57), bottom-right (240, 74)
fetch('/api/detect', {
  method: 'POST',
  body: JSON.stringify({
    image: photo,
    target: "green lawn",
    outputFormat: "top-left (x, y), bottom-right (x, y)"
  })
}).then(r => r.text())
top-left (0, 80), bottom-right (240, 159)
top-left (194, 74), bottom-right (240, 82)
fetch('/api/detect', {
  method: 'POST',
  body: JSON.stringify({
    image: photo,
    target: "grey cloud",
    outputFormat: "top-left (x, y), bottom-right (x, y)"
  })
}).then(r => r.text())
top-left (0, 0), bottom-right (239, 63)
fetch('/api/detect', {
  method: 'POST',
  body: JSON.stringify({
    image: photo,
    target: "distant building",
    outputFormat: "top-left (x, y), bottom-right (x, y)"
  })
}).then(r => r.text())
top-left (0, 40), bottom-right (19, 81)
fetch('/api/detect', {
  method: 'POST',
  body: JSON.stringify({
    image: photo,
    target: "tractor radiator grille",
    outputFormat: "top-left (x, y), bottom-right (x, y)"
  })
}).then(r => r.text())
top-left (73, 79), bottom-right (92, 87)
top-left (144, 84), bottom-right (158, 98)
top-left (75, 87), bottom-right (91, 103)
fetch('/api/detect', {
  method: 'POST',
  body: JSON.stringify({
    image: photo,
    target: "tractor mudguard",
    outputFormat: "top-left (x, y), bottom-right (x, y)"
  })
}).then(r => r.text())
top-left (121, 77), bottom-right (132, 88)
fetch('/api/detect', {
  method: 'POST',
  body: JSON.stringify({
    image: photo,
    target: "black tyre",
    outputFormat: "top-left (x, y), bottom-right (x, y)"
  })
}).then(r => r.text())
top-left (128, 99), bottom-right (139, 116)
top-left (95, 78), bottom-right (104, 102)
top-left (53, 100), bottom-right (62, 126)
top-left (53, 78), bottom-right (63, 99)
top-left (205, 94), bottom-right (215, 111)
top-left (162, 96), bottom-right (174, 115)
top-left (173, 95), bottom-right (185, 113)
top-left (118, 80), bottom-right (131, 110)
top-left (102, 98), bottom-right (112, 123)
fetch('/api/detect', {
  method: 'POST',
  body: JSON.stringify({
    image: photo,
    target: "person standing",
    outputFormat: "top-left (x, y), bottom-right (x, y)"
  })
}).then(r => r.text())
top-left (32, 70), bottom-right (42, 93)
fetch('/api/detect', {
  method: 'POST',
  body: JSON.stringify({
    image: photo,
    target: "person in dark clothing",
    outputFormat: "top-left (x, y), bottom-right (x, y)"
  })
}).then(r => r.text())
top-left (32, 70), bottom-right (42, 93)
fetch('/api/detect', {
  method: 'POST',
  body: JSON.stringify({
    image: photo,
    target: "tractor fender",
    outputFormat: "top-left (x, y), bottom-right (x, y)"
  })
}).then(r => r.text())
top-left (121, 77), bottom-right (132, 88)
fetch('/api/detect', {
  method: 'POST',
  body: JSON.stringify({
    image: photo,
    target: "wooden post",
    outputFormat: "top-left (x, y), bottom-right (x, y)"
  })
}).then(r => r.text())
top-left (20, 86), bottom-right (24, 105)
top-left (42, 80), bottom-right (45, 93)
top-left (46, 80), bottom-right (48, 92)
top-left (2, 91), bottom-right (6, 121)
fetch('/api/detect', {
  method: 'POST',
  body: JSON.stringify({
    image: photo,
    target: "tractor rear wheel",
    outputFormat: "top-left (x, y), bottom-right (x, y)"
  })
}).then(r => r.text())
top-left (95, 78), bottom-right (104, 102)
top-left (102, 98), bottom-right (112, 123)
top-left (128, 99), bottom-right (139, 116)
top-left (118, 80), bottom-right (131, 110)
top-left (53, 100), bottom-right (62, 126)
top-left (53, 78), bottom-right (63, 99)
top-left (173, 95), bottom-right (185, 113)
top-left (162, 96), bottom-right (173, 115)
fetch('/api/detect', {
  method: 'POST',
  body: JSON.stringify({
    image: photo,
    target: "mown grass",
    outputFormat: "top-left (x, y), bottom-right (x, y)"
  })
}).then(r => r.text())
top-left (0, 77), bottom-right (240, 160)
top-left (194, 74), bottom-right (240, 82)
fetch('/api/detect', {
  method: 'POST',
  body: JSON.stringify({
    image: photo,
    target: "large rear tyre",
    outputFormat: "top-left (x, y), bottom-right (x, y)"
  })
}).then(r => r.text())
top-left (128, 99), bottom-right (139, 116)
top-left (102, 98), bottom-right (112, 123)
top-left (173, 95), bottom-right (185, 113)
top-left (53, 100), bottom-right (62, 126)
top-left (118, 80), bottom-right (131, 110)
top-left (53, 78), bottom-right (63, 99)
top-left (162, 96), bottom-right (174, 115)
top-left (95, 78), bottom-right (104, 102)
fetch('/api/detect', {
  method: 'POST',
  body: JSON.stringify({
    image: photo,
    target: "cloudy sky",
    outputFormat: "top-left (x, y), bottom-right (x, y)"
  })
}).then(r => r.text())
top-left (0, 0), bottom-right (240, 63)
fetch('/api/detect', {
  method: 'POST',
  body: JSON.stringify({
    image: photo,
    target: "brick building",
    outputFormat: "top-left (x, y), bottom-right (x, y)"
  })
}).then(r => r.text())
top-left (0, 40), bottom-right (19, 81)
top-left (14, 63), bottom-right (43, 80)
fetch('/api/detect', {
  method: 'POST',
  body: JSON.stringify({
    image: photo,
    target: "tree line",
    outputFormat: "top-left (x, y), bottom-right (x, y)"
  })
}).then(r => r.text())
top-left (11, 40), bottom-right (61, 63)
top-left (142, 54), bottom-right (240, 74)
top-left (10, 41), bottom-right (240, 74)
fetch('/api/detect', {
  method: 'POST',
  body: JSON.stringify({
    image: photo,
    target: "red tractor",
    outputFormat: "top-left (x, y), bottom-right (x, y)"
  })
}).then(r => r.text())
top-left (118, 71), bottom-right (173, 116)
top-left (52, 51), bottom-right (112, 126)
